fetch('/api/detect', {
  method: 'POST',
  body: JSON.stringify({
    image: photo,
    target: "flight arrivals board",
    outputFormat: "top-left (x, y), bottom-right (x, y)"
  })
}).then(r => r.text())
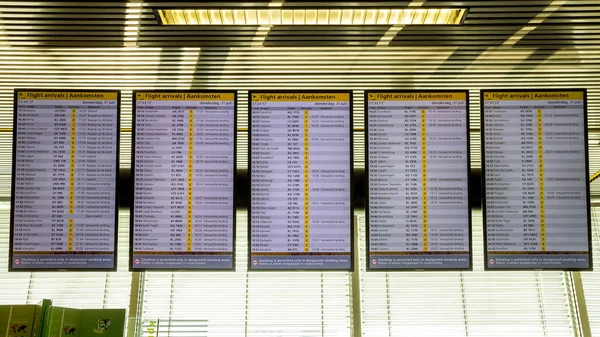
top-left (482, 89), bottom-right (592, 270)
top-left (131, 91), bottom-right (236, 270)
top-left (249, 91), bottom-right (353, 271)
top-left (10, 89), bottom-right (120, 271)
top-left (366, 91), bottom-right (472, 270)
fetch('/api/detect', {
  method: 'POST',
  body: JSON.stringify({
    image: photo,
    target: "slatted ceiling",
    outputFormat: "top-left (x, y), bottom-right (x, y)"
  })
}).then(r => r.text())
top-left (264, 26), bottom-right (389, 47)
top-left (0, 1), bottom-right (597, 47)
top-left (0, 3), bottom-right (128, 48)
top-left (137, 29), bottom-right (260, 48)
top-left (520, 26), bottom-right (599, 41)
top-left (392, 30), bottom-right (525, 47)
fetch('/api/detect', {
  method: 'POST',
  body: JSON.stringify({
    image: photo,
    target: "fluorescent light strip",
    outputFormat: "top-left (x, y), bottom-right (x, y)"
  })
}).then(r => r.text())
top-left (157, 8), bottom-right (466, 25)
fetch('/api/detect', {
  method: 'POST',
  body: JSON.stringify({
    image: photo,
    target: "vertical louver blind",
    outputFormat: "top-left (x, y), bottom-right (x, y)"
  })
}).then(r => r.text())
top-left (358, 210), bottom-right (576, 337)
top-left (580, 207), bottom-right (600, 336)
top-left (140, 210), bottom-right (352, 337)
top-left (0, 205), bottom-right (132, 309)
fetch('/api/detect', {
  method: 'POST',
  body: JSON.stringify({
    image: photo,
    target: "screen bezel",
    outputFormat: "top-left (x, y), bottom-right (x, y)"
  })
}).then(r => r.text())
top-left (247, 90), bottom-right (355, 272)
top-left (481, 88), bottom-right (593, 271)
top-left (9, 88), bottom-right (121, 272)
top-left (364, 89), bottom-right (473, 271)
top-left (130, 90), bottom-right (238, 272)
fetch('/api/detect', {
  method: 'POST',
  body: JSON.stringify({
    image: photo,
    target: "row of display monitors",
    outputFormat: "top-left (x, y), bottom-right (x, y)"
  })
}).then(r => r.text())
top-left (9, 89), bottom-right (592, 272)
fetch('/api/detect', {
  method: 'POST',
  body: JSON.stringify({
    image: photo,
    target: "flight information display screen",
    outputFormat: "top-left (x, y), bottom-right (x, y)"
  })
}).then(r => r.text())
top-left (249, 91), bottom-right (353, 270)
top-left (131, 91), bottom-right (236, 270)
top-left (482, 89), bottom-right (592, 270)
top-left (366, 91), bottom-right (471, 270)
top-left (10, 89), bottom-right (120, 270)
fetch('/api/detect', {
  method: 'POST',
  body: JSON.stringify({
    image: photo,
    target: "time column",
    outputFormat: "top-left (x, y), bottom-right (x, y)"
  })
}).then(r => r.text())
top-left (250, 101), bottom-right (277, 253)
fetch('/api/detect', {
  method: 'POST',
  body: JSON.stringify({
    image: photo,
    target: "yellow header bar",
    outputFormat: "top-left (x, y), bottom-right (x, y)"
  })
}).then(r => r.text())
top-left (136, 92), bottom-right (234, 101)
top-left (252, 93), bottom-right (349, 102)
top-left (18, 91), bottom-right (117, 100)
top-left (368, 92), bottom-right (466, 101)
top-left (484, 91), bottom-right (584, 100)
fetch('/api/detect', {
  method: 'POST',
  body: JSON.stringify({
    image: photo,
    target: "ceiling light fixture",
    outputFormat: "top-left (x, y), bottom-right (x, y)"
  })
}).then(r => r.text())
top-left (157, 8), bottom-right (467, 25)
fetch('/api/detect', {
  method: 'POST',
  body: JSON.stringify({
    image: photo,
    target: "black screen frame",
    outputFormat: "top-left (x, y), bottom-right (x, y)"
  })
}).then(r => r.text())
top-left (247, 90), bottom-right (355, 272)
top-left (364, 89), bottom-right (473, 271)
top-left (481, 88), bottom-right (593, 271)
top-left (130, 90), bottom-right (238, 272)
top-left (9, 88), bottom-right (121, 272)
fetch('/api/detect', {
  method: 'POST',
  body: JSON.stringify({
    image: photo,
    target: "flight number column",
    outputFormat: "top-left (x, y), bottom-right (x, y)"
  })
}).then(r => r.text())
top-left (517, 103), bottom-right (542, 251)
top-left (537, 108), bottom-right (546, 250)
top-left (51, 103), bottom-right (70, 252)
top-left (50, 104), bottom-right (70, 252)
top-left (403, 107), bottom-right (423, 251)
top-left (285, 104), bottom-right (304, 253)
